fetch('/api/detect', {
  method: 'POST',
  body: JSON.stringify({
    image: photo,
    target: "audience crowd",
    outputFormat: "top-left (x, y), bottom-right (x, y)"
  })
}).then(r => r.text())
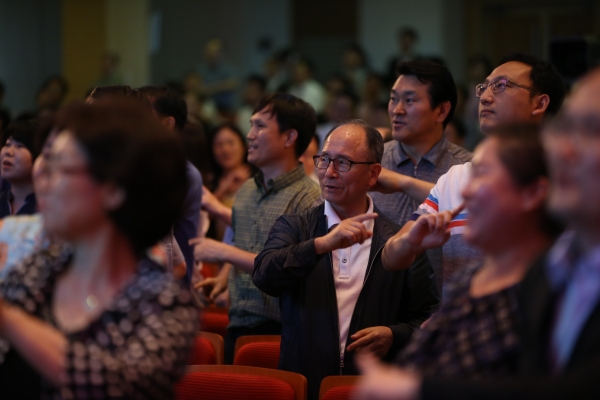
top-left (0, 26), bottom-right (599, 400)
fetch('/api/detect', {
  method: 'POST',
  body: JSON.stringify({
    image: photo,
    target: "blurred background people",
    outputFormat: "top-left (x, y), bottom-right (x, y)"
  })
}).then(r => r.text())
top-left (0, 119), bottom-right (39, 218)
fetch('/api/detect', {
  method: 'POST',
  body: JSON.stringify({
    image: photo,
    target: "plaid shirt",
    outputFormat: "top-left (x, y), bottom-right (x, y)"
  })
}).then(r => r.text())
top-left (228, 165), bottom-right (321, 329)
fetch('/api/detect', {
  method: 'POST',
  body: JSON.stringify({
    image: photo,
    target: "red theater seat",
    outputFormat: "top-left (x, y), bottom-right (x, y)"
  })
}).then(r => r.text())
top-left (188, 331), bottom-right (224, 365)
top-left (175, 365), bottom-right (307, 400)
top-left (200, 306), bottom-right (229, 338)
top-left (233, 335), bottom-right (281, 369)
top-left (319, 376), bottom-right (360, 400)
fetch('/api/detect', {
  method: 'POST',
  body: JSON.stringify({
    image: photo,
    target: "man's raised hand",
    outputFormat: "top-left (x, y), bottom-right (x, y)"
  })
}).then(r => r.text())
top-left (314, 213), bottom-right (378, 254)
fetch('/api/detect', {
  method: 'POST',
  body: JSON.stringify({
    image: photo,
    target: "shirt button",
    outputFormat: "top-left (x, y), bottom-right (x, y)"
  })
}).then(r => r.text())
top-left (342, 258), bottom-right (347, 263)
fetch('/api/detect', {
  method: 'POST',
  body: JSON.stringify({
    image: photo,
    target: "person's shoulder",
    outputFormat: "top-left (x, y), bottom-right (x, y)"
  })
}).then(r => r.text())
top-left (444, 142), bottom-right (473, 163)
top-left (436, 162), bottom-right (472, 186)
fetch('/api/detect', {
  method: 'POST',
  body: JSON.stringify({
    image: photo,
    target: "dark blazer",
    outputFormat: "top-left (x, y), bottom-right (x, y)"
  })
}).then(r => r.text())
top-left (421, 255), bottom-right (600, 400)
top-left (253, 203), bottom-right (439, 400)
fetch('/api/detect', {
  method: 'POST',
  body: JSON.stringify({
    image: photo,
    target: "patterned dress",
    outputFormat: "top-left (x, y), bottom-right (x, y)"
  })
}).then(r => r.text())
top-left (0, 243), bottom-right (198, 399)
top-left (397, 263), bottom-right (521, 378)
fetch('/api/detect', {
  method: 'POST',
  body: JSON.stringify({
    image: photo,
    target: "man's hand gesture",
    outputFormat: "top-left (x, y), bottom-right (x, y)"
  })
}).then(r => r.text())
top-left (405, 204), bottom-right (464, 251)
top-left (314, 213), bottom-right (378, 254)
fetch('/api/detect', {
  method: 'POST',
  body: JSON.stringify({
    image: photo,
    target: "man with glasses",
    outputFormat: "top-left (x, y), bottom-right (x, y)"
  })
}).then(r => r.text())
top-left (253, 120), bottom-right (438, 400)
top-left (353, 66), bottom-right (600, 400)
top-left (381, 53), bottom-right (565, 299)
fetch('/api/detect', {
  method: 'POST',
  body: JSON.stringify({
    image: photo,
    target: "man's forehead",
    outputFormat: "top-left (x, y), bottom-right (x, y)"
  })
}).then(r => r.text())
top-left (324, 125), bottom-right (368, 154)
top-left (251, 107), bottom-right (275, 121)
top-left (486, 61), bottom-right (532, 82)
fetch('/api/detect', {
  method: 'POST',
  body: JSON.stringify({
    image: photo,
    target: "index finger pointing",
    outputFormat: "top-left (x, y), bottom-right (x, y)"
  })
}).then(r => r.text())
top-left (450, 202), bottom-right (465, 219)
top-left (351, 212), bottom-right (378, 223)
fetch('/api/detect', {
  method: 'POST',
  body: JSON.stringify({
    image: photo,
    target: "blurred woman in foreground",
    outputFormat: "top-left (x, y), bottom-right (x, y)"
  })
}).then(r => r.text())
top-left (354, 125), bottom-right (562, 399)
top-left (0, 100), bottom-right (197, 399)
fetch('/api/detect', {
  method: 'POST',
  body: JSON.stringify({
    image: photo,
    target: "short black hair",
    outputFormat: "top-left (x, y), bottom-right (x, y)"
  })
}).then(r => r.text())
top-left (55, 100), bottom-right (188, 255)
top-left (396, 60), bottom-right (457, 127)
top-left (2, 119), bottom-right (40, 159)
top-left (327, 119), bottom-right (384, 163)
top-left (499, 52), bottom-right (566, 116)
top-left (138, 86), bottom-right (188, 132)
top-left (253, 93), bottom-right (317, 157)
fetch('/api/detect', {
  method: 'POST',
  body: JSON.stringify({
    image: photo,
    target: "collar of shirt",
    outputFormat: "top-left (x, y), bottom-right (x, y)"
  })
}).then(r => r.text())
top-left (324, 195), bottom-right (375, 232)
top-left (253, 164), bottom-right (307, 197)
top-left (392, 135), bottom-right (450, 167)
top-left (546, 230), bottom-right (600, 291)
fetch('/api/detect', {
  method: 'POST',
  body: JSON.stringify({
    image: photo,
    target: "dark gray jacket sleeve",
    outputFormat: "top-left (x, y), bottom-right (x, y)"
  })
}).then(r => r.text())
top-left (252, 214), bottom-right (326, 297)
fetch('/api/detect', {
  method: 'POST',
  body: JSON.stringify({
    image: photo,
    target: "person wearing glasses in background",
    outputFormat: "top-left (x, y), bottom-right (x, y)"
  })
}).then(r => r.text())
top-left (253, 120), bottom-right (438, 400)
top-left (379, 53), bottom-right (565, 299)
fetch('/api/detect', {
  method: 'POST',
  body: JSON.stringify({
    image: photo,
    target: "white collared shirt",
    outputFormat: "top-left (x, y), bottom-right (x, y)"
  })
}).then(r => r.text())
top-left (324, 195), bottom-right (375, 356)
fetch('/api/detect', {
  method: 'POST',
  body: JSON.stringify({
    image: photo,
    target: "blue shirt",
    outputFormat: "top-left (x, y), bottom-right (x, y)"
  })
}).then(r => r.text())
top-left (546, 231), bottom-right (600, 371)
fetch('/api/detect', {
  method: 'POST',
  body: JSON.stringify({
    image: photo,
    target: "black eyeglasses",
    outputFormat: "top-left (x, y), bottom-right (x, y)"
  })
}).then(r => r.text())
top-left (313, 155), bottom-right (376, 172)
top-left (475, 78), bottom-right (538, 98)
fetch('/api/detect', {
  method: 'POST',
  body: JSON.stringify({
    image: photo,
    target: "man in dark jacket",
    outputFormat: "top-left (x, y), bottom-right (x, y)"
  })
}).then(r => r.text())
top-left (253, 120), bottom-right (439, 400)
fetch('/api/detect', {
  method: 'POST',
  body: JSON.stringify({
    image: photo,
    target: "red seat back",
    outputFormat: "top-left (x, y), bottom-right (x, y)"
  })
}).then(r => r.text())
top-left (188, 336), bottom-right (216, 365)
top-left (234, 341), bottom-right (280, 369)
top-left (321, 385), bottom-right (356, 400)
top-left (175, 371), bottom-right (295, 400)
top-left (200, 307), bottom-right (229, 337)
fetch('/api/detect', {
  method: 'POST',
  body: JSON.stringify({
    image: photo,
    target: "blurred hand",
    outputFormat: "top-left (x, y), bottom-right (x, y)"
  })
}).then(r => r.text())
top-left (353, 352), bottom-right (421, 400)
top-left (314, 213), bottom-right (378, 254)
top-left (194, 274), bottom-right (228, 302)
top-left (346, 326), bottom-right (393, 357)
top-left (201, 186), bottom-right (224, 215)
top-left (190, 237), bottom-right (228, 264)
top-left (405, 203), bottom-right (464, 250)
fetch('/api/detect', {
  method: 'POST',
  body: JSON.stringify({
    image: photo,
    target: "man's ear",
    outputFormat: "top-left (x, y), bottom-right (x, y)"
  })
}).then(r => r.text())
top-left (368, 163), bottom-right (383, 188)
top-left (160, 116), bottom-right (176, 130)
top-left (284, 129), bottom-right (298, 149)
top-left (102, 184), bottom-right (126, 211)
top-left (436, 101), bottom-right (452, 124)
top-left (532, 94), bottom-right (550, 117)
top-left (521, 177), bottom-right (549, 212)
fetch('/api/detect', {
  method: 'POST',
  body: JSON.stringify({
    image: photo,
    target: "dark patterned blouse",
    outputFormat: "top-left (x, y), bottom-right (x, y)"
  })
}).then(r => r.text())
top-left (397, 263), bottom-right (521, 378)
top-left (0, 242), bottom-right (198, 399)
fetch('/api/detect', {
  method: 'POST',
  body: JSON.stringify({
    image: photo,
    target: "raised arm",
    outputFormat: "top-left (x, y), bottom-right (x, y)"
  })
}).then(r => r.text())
top-left (371, 168), bottom-right (435, 204)
top-left (382, 205), bottom-right (464, 271)
top-left (253, 212), bottom-right (377, 297)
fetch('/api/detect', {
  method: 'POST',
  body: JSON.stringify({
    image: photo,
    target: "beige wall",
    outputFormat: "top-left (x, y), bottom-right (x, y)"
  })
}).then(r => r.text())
top-left (106, 0), bottom-right (150, 88)
top-left (62, 0), bottom-right (107, 102)
top-left (62, 0), bottom-right (149, 102)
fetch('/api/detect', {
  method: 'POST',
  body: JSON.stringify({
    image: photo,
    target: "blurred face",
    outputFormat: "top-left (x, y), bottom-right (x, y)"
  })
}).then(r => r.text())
top-left (247, 107), bottom-right (289, 169)
top-left (319, 125), bottom-right (380, 209)
top-left (32, 130), bottom-right (59, 194)
top-left (388, 75), bottom-right (444, 144)
top-left (213, 127), bottom-right (246, 171)
top-left (0, 136), bottom-right (33, 184)
top-left (37, 132), bottom-right (109, 241)
top-left (300, 136), bottom-right (319, 177)
top-left (461, 138), bottom-right (530, 251)
top-left (478, 61), bottom-right (538, 133)
top-left (543, 75), bottom-right (600, 230)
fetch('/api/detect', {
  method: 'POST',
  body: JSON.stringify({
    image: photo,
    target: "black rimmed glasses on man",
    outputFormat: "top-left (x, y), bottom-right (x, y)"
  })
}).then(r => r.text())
top-left (476, 78), bottom-right (539, 98)
top-left (313, 155), bottom-right (376, 172)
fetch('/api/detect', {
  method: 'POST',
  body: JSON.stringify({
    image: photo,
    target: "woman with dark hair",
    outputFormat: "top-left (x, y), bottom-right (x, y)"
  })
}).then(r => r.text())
top-left (354, 124), bottom-right (563, 398)
top-left (206, 123), bottom-right (252, 239)
top-left (0, 100), bottom-right (197, 399)
top-left (0, 119), bottom-right (39, 218)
